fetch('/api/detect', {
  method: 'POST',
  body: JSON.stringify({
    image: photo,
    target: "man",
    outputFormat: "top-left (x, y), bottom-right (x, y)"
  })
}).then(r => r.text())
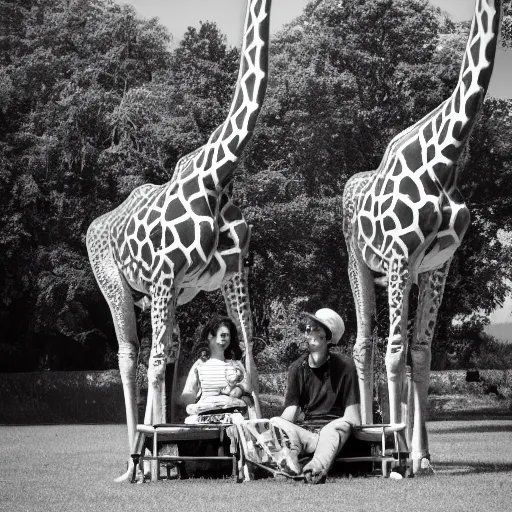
top-left (271, 308), bottom-right (361, 484)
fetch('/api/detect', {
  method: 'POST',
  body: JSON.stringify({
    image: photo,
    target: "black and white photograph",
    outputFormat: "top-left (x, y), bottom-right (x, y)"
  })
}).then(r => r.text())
top-left (1, 0), bottom-right (511, 510)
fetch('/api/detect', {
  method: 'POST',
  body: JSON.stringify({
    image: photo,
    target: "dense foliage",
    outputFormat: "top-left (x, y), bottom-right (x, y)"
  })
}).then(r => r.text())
top-left (1, 0), bottom-right (511, 373)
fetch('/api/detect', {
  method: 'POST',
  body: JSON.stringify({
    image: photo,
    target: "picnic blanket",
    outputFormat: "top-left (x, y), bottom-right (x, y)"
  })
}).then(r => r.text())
top-left (228, 419), bottom-right (303, 479)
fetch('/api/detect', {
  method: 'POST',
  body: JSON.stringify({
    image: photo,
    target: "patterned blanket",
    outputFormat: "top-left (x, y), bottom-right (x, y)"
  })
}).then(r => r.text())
top-left (228, 419), bottom-right (303, 479)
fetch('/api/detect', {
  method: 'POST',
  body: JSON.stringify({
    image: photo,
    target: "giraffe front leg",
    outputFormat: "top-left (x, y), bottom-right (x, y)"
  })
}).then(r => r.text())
top-left (385, 256), bottom-right (412, 426)
top-left (347, 247), bottom-right (376, 424)
top-left (112, 308), bottom-right (139, 483)
top-left (410, 259), bottom-right (451, 475)
top-left (87, 226), bottom-right (139, 482)
top-left (222, 270), bottom-right (261, 418)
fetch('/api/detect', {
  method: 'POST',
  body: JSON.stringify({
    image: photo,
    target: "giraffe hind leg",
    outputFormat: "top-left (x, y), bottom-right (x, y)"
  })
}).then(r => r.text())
top-left (219, 222), bottom-right (261, 417)
top-left (221, 267), bottom-right (261, 418)
top-left (385, 255), bottom-right (412, 427)
top-left (218, 212), bottom-right (260, 417)
top-left (409, 258), bottom-right (451, 474)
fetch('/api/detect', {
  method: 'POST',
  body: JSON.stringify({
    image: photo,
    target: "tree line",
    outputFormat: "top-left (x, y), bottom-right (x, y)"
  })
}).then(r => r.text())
top-left (1, 0), bottom-right (511, 373)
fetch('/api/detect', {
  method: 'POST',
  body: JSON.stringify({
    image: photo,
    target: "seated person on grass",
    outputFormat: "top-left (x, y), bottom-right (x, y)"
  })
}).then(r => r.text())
top-left (180, 316), bottom-right (252, 423)
top-left (271, 308), bottom-right (361, 484)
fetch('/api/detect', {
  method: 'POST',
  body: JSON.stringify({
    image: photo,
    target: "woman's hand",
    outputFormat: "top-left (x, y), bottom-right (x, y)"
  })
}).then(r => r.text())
top-left (219, 383), bottom-right (243, 398)
top-left (228, 385), bottom-right (243, 398)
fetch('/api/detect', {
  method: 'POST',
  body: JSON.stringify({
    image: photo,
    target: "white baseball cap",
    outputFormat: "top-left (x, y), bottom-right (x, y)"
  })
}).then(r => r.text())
top-left (303, 308), bottom-right (345, 344)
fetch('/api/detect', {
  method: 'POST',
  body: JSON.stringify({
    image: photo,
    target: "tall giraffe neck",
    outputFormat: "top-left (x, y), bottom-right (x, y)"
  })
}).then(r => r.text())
top-left (430, 0), bottom-right (501, 180)
top-left (446, 0), bottom-right (501, 140)
top-left (194, 0), bottom-right (270, 192)
top-left (374, 0), bottom-right (501, 191)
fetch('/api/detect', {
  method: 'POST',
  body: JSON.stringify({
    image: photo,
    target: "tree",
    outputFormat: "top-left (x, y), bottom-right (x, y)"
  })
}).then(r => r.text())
top-left (0, 5), bottom-right (242, 371)
top-left (502, 1), bottom-right (512, 48)
top-left (1, 0), bottom-right (511, 372)
top-left (238, 0), bottom-right (453, 328)
top-left (100, 21), bottom-right (241, 366)
top-left (433, 97), bottom-right (512, 368)
top-left (239, 0), bottom-right (512, 368)
top-left (0, 0), bottom-right (172, 370)
top-left (106, 21), bottom-right (238, 185)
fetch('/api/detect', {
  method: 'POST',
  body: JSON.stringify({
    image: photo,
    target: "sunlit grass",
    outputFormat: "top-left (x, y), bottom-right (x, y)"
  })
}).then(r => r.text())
top-left (1, 420), bottom-right (511, 512)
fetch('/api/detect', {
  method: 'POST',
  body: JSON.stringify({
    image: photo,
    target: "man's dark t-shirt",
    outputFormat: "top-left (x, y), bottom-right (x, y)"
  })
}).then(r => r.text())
top-left (284, 352), bottom-right (359, 421)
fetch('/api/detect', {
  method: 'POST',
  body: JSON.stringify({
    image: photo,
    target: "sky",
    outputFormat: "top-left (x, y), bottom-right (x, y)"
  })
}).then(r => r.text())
top-left (489, 295), bottom-right (512, 324)
top-left (118, 0), bottom-right (512, 325)
top-left (119, 0), bottom-right (511, 99)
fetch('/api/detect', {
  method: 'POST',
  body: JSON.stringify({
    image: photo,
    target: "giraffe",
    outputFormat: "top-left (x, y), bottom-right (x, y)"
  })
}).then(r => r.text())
top-left (86, 0), bottom-right (271, 481)
top-left (342, 0), bottom-right (502, 474)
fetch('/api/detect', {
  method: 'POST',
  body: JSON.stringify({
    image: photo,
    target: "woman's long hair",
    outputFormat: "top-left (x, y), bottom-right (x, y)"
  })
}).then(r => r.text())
top-left (201, 316), bottom-right (242, 360)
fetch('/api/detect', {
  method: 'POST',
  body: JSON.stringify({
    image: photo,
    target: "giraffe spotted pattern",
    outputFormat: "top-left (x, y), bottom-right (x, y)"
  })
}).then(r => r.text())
top-left (86, 0), bottom-right (271, 476)
top-left (103, 0), bottom-right (270, 304)
top-left (346, 0), bottom-right (499, 274)
top-left (342, 0), bottom-right (502, 474)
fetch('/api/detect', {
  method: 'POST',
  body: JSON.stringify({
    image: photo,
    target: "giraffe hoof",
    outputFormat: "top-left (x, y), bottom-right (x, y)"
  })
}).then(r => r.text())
top-left (114, 467), bottom-right (133, 483)
top-left (114, 460), bottom-right (139, 483)
top-left (412, 457), bottom-right (434, 476)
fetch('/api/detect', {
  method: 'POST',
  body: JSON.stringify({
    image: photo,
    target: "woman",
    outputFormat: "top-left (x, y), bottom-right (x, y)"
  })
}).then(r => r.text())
top-left (180, 316), bottom-right (252, 420)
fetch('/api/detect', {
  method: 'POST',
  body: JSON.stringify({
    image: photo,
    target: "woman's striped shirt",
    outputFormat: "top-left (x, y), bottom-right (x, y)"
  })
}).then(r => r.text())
top-left (196, 359), bottom-right (244, 398)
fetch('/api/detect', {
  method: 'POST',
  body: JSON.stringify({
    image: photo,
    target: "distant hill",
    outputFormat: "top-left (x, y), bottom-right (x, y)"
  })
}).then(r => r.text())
top-left (484, 323), bottom-right (512, 343)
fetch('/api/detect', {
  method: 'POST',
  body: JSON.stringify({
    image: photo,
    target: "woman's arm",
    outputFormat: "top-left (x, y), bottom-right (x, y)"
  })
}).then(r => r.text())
top-left (236, 360), bottom-right (252, 394)
top-left (179, 361), bottom-right (201, 406)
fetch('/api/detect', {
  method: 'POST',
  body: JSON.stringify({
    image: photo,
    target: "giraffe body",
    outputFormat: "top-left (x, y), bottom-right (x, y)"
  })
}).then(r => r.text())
top-left (87, 0), bottom-right (271, 481)
top-left (94, 172), bottom-right (250, 303)
top-left (343, 0), bottom-right (501, 474)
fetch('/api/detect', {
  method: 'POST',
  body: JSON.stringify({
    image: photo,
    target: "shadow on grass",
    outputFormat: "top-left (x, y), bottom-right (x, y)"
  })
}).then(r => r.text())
top-left (429, 410), bottom-right (512, 422)
top-left (432, 422), bottom-right (512, 435)
top-left (434, 461), bottom-right (512, 475)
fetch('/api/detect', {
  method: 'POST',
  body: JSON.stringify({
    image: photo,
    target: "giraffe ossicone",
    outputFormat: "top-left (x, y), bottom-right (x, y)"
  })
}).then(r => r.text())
top-left (86, 0), bottom-right (271, 482)
top-left (342, 0), bottom-right (502, 475)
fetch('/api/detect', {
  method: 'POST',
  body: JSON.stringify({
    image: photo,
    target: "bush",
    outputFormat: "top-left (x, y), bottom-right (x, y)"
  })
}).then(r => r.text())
top-left (428, 370), bottom-right (512, 398)
top-left (470, 337), bottom-right (512, 370)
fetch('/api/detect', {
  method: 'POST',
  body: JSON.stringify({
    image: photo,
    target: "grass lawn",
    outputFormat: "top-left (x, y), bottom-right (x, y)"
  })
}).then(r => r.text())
top-left (1, 419), bottom-right (511, 512)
